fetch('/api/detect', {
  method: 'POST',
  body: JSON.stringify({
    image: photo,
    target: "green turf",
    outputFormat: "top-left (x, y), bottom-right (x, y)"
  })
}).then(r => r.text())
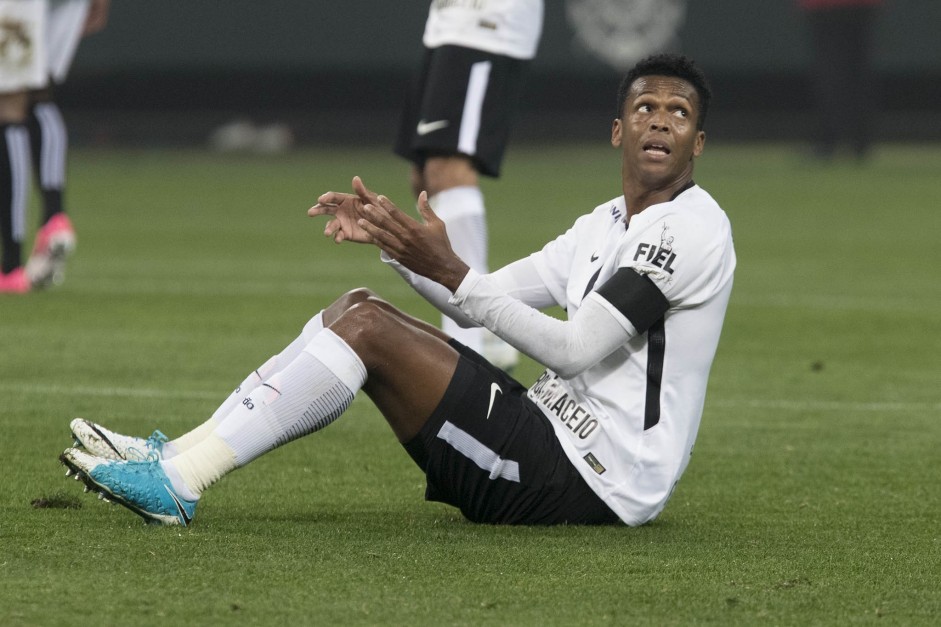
top-left (1, 143), bottom-right (939, 625)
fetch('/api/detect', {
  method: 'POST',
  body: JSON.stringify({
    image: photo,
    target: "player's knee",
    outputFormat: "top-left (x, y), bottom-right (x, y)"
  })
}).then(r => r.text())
top-left (329, 287), bottom-right (377, 314)
top-left (331, 300), bottom-right (398, 354)
top-left (409, 166), bottom-right (424, 199)
top-left (422, 156), bottom-right (478, 196)
top-left (0, 92), bottom-right (29, 123)
top-left (322, 288), bottom-right (380, 328)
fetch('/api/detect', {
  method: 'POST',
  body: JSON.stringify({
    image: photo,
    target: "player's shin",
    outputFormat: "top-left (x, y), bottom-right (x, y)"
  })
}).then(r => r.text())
top-left (166, 312), bottom-right (327, 456)
top-left (431, 187), bottom-right (488, 352)
top-left (163, 329), bottom-right (366, 498)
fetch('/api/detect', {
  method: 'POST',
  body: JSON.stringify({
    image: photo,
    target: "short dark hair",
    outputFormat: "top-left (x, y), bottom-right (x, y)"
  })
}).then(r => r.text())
top-left (616, 54), bottom-right (712, 130)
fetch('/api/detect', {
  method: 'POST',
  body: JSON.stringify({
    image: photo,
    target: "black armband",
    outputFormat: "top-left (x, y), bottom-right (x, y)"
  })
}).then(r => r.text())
top-left (595, 267), bottom-right (670, 334)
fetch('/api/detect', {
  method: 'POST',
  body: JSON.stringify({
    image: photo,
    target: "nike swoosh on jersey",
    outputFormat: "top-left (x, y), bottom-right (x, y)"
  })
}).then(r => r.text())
top-left (417, 119), bottom-right (450, 135)
top-left (486, 382), bottom-right (502, 420)
top-left (590, 252), bottom-right (599, 262)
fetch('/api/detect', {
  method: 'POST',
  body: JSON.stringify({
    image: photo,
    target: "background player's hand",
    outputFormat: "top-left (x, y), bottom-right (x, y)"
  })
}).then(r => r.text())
top-left (83, 0), bottom-right (111, 35)
top-left (309, 176), bottom-right (381, 244)
top-left (358, 191), bottom-right (469, 291)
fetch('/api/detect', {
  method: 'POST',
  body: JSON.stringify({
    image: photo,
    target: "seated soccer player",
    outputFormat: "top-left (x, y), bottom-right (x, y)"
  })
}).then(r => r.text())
top-left (61, 54), bottom-right (736, 527)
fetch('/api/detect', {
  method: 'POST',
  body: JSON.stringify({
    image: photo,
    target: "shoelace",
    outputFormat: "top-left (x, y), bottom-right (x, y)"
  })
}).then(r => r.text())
top-left (145, 430), bottom-right (169, 452)
top-left (125, 430), bottom-right (169, 461)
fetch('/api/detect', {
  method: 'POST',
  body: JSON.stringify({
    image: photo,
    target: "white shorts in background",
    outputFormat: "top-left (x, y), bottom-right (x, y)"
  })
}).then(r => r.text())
top-left (47, 0), bottom-right (89, 84)
top-left (0, 0), bottom-right (48, 93)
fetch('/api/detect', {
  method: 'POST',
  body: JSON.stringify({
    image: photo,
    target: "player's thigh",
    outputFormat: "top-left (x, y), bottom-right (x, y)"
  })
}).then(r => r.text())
top-left (410, 345), bottom-right (618, 525)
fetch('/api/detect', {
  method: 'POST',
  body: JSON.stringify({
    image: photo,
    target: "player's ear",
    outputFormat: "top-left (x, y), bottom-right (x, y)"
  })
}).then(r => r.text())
top-left (611, 119), bottom-right (623, 148)
top-left (693, 130), bottom-right (705, 157)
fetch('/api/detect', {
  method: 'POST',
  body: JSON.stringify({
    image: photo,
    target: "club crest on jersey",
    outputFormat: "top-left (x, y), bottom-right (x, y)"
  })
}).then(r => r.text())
top-left (633, 222), bottom-right (677, 274)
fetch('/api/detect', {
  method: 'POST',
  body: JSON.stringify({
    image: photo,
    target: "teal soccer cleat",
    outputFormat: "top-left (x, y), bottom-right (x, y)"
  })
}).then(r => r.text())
top-left (60, 448), bottom-right (196, 526)
top-left (70, 418), bottom-right (168, 461)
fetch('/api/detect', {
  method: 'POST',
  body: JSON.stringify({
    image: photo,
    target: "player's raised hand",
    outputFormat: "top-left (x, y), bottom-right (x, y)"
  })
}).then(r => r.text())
top-left (358, 191), bottom-right (469, 291)
top-left (308, 176), bottom-right (380, 244)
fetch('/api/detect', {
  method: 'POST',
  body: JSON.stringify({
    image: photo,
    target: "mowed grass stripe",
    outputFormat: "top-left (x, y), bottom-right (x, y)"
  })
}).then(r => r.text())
top-left (3, 381), bottom-right (936, 414)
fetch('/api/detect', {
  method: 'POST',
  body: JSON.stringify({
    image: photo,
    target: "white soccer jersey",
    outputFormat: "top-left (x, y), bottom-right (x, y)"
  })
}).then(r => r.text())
top-left (0, 0), bottom-right (48, 93)
top-left (423, 0), bottom-right (544, 60)
top-left (524, 185), bottom-right (735, 525)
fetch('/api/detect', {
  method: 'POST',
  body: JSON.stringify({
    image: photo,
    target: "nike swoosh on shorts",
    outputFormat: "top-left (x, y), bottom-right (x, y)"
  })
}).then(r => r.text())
top-left (417, 119), bottom-right (450, 135)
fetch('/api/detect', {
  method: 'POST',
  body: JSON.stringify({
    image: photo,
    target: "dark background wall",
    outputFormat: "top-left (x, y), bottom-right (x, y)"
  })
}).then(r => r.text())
top-left (60, 1), bottom-right (941, 146)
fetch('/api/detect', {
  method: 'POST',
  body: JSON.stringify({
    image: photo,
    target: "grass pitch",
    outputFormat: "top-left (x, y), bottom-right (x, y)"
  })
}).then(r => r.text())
top-left (1, 143), bottom-right (939, 625)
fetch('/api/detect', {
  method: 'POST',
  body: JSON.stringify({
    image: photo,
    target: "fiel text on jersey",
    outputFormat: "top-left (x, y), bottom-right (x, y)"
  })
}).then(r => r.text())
top-left (633, 242), bottom-right (677, 274)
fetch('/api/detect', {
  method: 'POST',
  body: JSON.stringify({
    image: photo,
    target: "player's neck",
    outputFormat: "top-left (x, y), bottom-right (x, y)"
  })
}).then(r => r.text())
top-left (623, 172), bottom-right (694, 220)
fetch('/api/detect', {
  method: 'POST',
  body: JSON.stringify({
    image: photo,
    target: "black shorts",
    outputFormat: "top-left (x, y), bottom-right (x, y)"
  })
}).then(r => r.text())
top-left (403, 341), bottom-right (620, 525)
top-left (393, 45), bottom-right (527, 178)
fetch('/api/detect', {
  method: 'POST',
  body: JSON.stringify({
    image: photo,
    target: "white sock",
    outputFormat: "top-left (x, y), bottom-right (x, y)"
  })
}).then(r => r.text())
top-left (164, 329), bottom-right (366, 497)
top-left (430, 187), bottom-right (488, 352)
top-left (165, 312), bottom-right (325, 457)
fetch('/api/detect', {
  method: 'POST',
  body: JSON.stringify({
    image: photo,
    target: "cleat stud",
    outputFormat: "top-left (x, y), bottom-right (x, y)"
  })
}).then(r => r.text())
top-left (74, 473), bottom-right (81, 481)
top-left (83, 485), bottom-right (90, 493)
top-left (65, 468), bottom-right (73, 477)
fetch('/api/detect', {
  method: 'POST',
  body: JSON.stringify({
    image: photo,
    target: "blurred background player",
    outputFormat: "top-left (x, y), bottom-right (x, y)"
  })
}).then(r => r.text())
top-left (25, 0), bottom-right (109, 289)
top-left (393, 0), bottom-right (544, 369)
top-left (0, 0), bottom-right (46, 293)
top-left (798, 0), bottom-right (883, 160)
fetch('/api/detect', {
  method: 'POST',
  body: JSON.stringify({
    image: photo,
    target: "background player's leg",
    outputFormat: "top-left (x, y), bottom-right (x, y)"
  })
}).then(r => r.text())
top-left (422, 155), bottom-right (488, 352)
top-left (26, 89), bottom-right (66, 224)
top-left (0, 93), bottom-right (32, 291)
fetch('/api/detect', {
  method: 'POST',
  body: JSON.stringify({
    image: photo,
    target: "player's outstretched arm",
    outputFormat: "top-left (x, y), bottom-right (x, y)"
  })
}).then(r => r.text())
top-left (358, 191), bottom-right (470, 292)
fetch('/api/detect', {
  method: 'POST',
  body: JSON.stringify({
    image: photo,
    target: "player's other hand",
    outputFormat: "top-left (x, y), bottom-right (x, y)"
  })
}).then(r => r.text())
top-left (309, 176), bottom-right (380, 244)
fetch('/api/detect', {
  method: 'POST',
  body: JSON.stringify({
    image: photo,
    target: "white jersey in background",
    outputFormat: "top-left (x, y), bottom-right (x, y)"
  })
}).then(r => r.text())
top-left (423, 0), bottom-right (544, 59)
top-left (0, 0), bottom-right (48, 93)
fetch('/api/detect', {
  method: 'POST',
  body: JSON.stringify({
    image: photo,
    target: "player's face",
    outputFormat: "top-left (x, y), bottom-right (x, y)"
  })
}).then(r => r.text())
top-left (611, 75), bottom-right (705, 189)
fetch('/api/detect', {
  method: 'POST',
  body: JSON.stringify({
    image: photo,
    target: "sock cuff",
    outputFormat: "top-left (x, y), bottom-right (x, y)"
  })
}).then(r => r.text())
top-left (301, 311), bottom-right (325, 343)
top-left (165, 433), bottom-right (237, 497)
top-left (303, 328), bottom-right (367, 392)
top-left (428, 186), bottom-right (485, 221)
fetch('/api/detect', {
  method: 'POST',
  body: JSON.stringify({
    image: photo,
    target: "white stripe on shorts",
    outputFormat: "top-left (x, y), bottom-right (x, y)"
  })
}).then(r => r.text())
top-left (458, 61), bottom-right (492, 157)
top-left (437, 420), bottom-right (520, 483)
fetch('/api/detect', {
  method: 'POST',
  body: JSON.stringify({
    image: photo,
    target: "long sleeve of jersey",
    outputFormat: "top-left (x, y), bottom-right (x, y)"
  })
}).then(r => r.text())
top-left (449, 267), bottom-right (639, 378)
top-left (382, 252), bottom-right (559, 328)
